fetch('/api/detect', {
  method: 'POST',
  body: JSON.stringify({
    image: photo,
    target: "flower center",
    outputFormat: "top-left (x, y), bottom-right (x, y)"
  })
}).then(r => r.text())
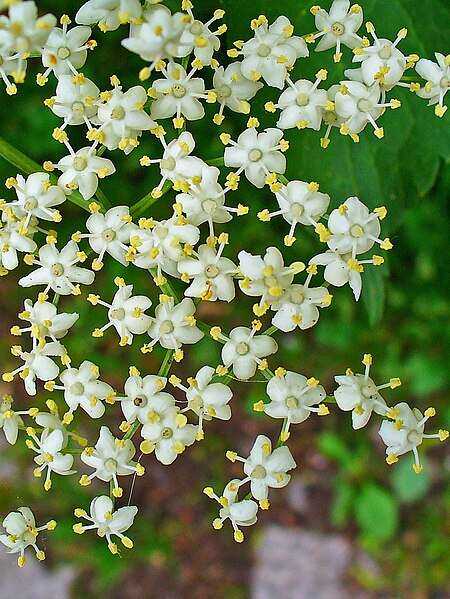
top-left (133, 395), bottom-right (147, 407)
top-left (290, 291), bottom-right (304, 305)
top-left (361, 385), bottom-right (376, 399)
top-left (73, 156), bottom-right (87, 171)
top-left (357, 98), bottom-right (373, 112)
top-left (160, 320), bottom-right (174, 335)
top-left (202, 198), bottom-right (217, 214)
top-left (379, 45), bottom-right (392, 60)
top-left (72, 101), bottom-right (85, 114)
top-left (236, 342), bottom-right (249, 355)
top-left (160, 157), bottom-right (176, 171)
top-left (217, 85), bottom-right (232, 99)
top-left (323, 111), bottom-right (338, 125)
top-left (440, 76), bottom-right (449, 88)
top-left (407, 430), bottom-right (422, 444)
top-left (350, 224), bottom-right (365, 238)
top-left (205, 264), bottom-right (219, 278)
top-left (251, 464), bottom-right (267, 479)
top-left (50, 263), bottom-right (65, 276)
top-left (248, 148), bottom-right (263, 162)
top-left (69, 382), bottom-right (85, 396)
top-left (57, 46), bottom-right (71, 59)
top-left (172, 84), bottom-right (186, 98)
top-left (162, 427), bottom-right (173, 439)
top-left (257, 44), bottom-right (271, 57)
top-left (296, 93), bottom-right (309, 107)
top-left (264, 275), bottom-right (278, 288)
top-left (110, 308), bottom-right (125, 321)
top-left (104, 458), bottom-right (118, 473)
top-left (154, 224), bottom-right (168, 239)
top-left (331, 22), bottom-right (345, 36)
top-left (111, 105), bottom-right (125, 120)
top-left (290, 202), bottom-right (304, 218)
top-left (23, 197), bottom-right (38, 211)
top-left (101, 229), bottom-right (116, 242)
top-left (190, 21), bottom-right (203, 36)
top-left (286, 395), bottom-right (299, 409)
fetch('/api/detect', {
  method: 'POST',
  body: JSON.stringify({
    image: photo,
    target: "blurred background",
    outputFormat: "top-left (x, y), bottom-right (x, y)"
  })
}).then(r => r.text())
top-left (0, 0), bottom-right (449, 597)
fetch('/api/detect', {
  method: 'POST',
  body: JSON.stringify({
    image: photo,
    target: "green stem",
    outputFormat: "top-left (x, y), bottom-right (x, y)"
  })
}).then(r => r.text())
top-left (94, 185), bottom-right (111, 209)
top-left (278, 174), bottom-right (289, 185)
top-left (263, 325), bottom-right (278, 336)
top-left (206, 157), bottom-right (224, 167)
top-left (131, 179), bottom-right (173, 218)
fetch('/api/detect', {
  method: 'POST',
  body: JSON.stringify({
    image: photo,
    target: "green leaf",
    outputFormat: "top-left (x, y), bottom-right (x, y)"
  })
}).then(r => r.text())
top-left (361, 264), bottom-right (386, 326)
top-left (391, 455), bottom-right (431, 503)
top-left (354, 483), bottom-right (399, 542)
top-left (316, 431), bottom-right (349, 466)
top-left (331, 480), bottom-right (354, 526)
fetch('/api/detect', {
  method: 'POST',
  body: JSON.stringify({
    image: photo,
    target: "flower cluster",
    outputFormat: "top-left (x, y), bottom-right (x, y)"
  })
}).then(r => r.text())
top-left (0, 0), bottom-right (447, 564)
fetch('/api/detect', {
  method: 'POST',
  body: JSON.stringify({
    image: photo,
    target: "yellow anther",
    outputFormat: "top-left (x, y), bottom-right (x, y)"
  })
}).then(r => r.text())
top-left (390, 377), bottom-right (401, 388)
top-left (424, 407), bottom-right (436, 418)
top-left (362, 353), bottom-right (372, 366)
top-left (413, 463), bottom-right (423, 474)
top-left (438, 430), bottom-right (449, 441)
top-left (386, 453), bottom-right (398, 465)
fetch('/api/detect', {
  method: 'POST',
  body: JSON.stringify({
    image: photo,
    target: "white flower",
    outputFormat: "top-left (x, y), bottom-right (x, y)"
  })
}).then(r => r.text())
top-left (174, 6), bottom-right (225, 67)
top-left (0, 209), bottom-right (37, 272)
top-left (26, 427), bottom-right (75, 490)
top-left (56, 145), bottom-right (116, 200)
top-left (271, 278), bottom-right (330, 332)
top-left (175, 366), bottom-right (233, 438)
top-left (78, 205), bottom-right (137, 269)
top-left (239, 16), bottom-right (308, 89)
top-left (56, 360), bottom-right (114, 421)
top-left (221, 326), bottom-right (278, 381)
top-left (261, 372), bottom-right (328, 436)
top-left (140, 405), bottom-right (197, 465)
top-left (3, 340), bottom-right (65, 396)
top-left (0, 395), bottom-right (35, 445)
top-left (121, 4), bottom-right (186, 68)
top-left (150, 62), bottom-right (208, 127)
top-left (311, 1), bottom-right (363, 61)
top-left (147, 297), bottom-right (203, 358)
top-left (204, 481), bottom-right (258, 542)
top-left (212, 62), bottom-right (263, 124)
top-left (41, 17), bottom-right (93, 81)
top-left (48, 74), bottom-right (100, 127)
top-left (73, 495), bottom-right (137, 554)
top-left (19, 239), bottom-right (95, 295)
top-left (335, 81), bottom-right (386, 136)
top-left (327, 197), bottom-right (391, 257)
top-left (230, 435), bottom-right (296, 506)
top-left (319, 84), bottom-right (346, 147)
top-left (275, 74), bottom-right (329, 130)
top-left (4, 173), bottom-right (65, 229)
top-left (0, 1), bottom-right (56, 56)
top-left (76, 0), bottom-right (142, 32)
top-left (80, 426), bottom-right (143, 496)
top-left (93, 78), bottom-right (156, 153)
top-left (311, 249), bottom-right (362, 300)
top-left (238, 246), bottom-right (295, 308)
top-left (12, 297), bottom-right (79, 342)
top-left (416, 52), bottom-right (450, 117)
top-left (89, 283), bottom-right (152, 345)
top-left (0, 46), bottom-right (24, 94)
top-left (121, 373), bottom-right (175, 425)
top-left (0, 507), bottom-right (56, 567)
top-left (224, 127), bottom-right (286, 189)
top-left (352, 24), bottom-right (407, 89)
top-left (178, 242), bottom-right (237, 302)
top-left (334, 354), bottom-right (396, 428)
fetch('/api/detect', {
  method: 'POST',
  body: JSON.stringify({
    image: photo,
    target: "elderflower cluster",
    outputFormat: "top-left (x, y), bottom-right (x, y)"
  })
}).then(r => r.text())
top-left (0, 0), bottom-right (447, 563)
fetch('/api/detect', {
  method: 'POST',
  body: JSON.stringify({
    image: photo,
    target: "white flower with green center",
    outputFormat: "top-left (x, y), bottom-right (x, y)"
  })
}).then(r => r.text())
top-left (275, 74), bottom-right (329, 130)
top-left (352, 24), bottom-right (407, 89)
top-left (175, 366), bottom-right (233, 438)
top-left (56, 360), bottom-right (114, 421)
top-left (5, 172), bottom-right (65, 230)
top-left (13, 297), bottom-right (79, 342)
top-left (178, 242), bottom-right (237, 302)
top-left (150, 62), bottom-right (208, 126)
top-left (147, 297), bottom-right (203, 355)
top-left (224, 127), bottom-right (286, 189)
top-left (327, 196), bottom-right (390, 257)
top-left (0, 48), bottom-right (24, 95)
top-left (48, 74), bottom-right (100, 127)
top-left (121, 373), bottom-right (175, 425)
top-left (80, 426), bottom-right (143, 496)
top-left (334, 81), bottom-right (389, 136)
top-left (334, 354), bottom-right (395, 428)
top-left (261, 371), bottom-right (328, 436)
top-left (221, 326), bottom-right (278, 381)
top-left (19, 239), bottom-right (95, 295)
top-left (26, 427), bottom-right (75, 491)
top-left (3, 340), bottom-right (65, 396)
top-left (121, 4), bottom-right (186, 69)
top-left (311, 249), bottom-right (362, 300)
top-left (73, 495), bottom-right (137, 555)
top-left (78, 205), bottom-right (137, 269)
top-left (212, 62), bottom-right (263, 124)
top-left (0, 395), bottom-right (35, 445)
top-left (271, 278), bottom-right (330, 332)
top-left (140, 405), bottom-right (197, 465)
top-left (311, 1), bottom-right (363, 61)
top-left (239, 15), bottom-right (308, 89)
top-left (175, 5), bottom-right (224, 67)
top-left (204, 480), bottom-right (258, 542)
top-left (0, 209), bottom-right (37, 272)
top-left (229, 434), bottom-right (296, 506)
top-left (41, 17), bottom-right (93, 81)
top-left (416, 52), bottom-right (450, 117)
top-left (55, 145), bottom-right (116, 200)
top-left (89, 283), bottom-right (152, 345)
top-left (76, 0), bottom-right (142, 32)
top-left (0, 507), bottom-right (56, 567)
top-left (379, 403), bottom-right (448, 473)
top-left (238, 246), bottom-right (294, 307)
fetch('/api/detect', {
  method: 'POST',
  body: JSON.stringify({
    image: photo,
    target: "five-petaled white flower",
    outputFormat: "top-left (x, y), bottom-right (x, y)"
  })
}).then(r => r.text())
top-left (76, 0), bottom-right (143, 32)
top-left (416, 52), bottom-right (450, 117)
top-left (26, 427), bottom-right (75, 490)
top-left (221, 326), bottom-right (278, 380)
top-left (55, 146), bottom-right (116, 200)
top-left (311, 1), bottom-right (363, 62)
